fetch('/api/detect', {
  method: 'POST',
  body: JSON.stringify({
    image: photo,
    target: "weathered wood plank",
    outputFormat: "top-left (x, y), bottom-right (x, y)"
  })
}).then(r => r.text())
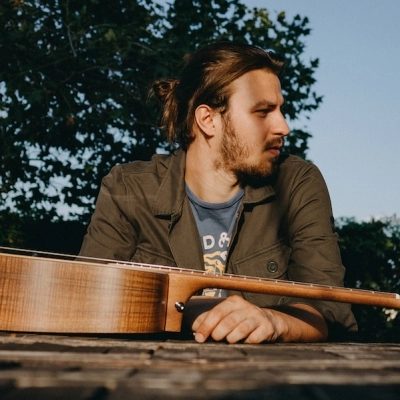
top-left (0, 333), bottom-right (399, 399)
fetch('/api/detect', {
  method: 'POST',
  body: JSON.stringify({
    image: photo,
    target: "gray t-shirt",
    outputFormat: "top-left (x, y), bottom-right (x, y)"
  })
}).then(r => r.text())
top-left (186, 184), bottom-right (244, 297)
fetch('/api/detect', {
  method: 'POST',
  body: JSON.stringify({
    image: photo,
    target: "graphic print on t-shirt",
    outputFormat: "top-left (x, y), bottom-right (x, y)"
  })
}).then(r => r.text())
top-left (186, 184), bottom-right (244, 298)
top-left (202, 240), bottom-right (229, 297)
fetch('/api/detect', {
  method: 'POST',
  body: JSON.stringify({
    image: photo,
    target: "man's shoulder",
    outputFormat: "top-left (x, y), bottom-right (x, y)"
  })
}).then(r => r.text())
top-left (279, 154), bottom-right (310, 167)
top-left (278, 154), bottom-right (318, 174)
top-left (275, 154), bottom-right (324, 189)
top-left (112, 149), bottom-right (183, 179)
top-left (118, 153), bottom-right (172, 175)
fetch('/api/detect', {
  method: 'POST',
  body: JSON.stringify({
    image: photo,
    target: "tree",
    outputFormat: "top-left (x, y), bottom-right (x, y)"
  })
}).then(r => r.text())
top-left (1, 0), bottom-right (323, 257)
top-left (1, 0), bottom-right (167, 224)
top-left (337, 216), bottom-right (400, 342)
top-left (1, 0), bottom-right (321, 228)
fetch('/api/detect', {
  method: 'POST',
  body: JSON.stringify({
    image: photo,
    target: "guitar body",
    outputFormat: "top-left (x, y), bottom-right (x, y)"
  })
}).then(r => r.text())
top-left (0, 253), bottom-right (169, 333)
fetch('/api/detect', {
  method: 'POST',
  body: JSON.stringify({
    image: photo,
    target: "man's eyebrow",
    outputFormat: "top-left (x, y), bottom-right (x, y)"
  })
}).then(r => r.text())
top-left (252, 99), bottom-right (284, 109)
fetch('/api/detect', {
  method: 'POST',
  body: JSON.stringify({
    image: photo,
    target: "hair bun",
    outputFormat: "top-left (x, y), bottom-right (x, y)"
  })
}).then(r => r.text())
top-left (152, 79), bottom-right (180, 104)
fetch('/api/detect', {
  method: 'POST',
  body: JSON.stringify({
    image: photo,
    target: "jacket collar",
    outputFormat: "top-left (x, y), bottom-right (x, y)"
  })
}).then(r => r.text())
top-left (152, 147), bottom-right (276, 216)
top-left (152, 148), bottom-right (187, 216)
top-left (243, 181), bottom-right (276, 205)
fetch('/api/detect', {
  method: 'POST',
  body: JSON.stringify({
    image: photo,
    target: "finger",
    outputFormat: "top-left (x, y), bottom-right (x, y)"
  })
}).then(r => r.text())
top-left (242, 308), bottom-right (283, 343)
top-left (204, 302), bottom-right (273, 344)
top-left (222, 312), bottom-right (276, 344)
top-left (191, 312), bottom-right (209, 343)
top-left (222, 319), bottom-right (258, 344)
top-left (194, 298), bottom-right (253, 343)
top-left (193, 296), bottom-right (261, 343)
top-left (193, 298), bottom-right (242, 342)
top-left (193, 306), bottom-right (229, 343)
top-left (243, 324), bottom-right (276, 344)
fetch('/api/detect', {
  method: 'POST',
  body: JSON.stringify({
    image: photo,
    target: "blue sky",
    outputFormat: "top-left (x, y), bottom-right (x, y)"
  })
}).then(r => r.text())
top-left (243, 0), bottom-right (400, 221)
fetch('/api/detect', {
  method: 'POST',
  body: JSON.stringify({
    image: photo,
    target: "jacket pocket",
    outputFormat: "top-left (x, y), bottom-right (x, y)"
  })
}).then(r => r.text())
top-left (231, 240), bottom-right (290, 279)
top-left (227, 240), bottom-right (291, 307)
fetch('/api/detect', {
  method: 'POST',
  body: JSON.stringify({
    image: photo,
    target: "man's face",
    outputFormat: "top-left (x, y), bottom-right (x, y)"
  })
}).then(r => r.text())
top-left (215, 69), bottom-right (290, 182)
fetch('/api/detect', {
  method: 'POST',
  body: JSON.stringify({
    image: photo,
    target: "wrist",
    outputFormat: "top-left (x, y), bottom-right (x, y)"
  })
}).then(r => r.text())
top-left (261, 307), bottom-right (290, 342)
top-left (262, 304), bottom-right (328, 342)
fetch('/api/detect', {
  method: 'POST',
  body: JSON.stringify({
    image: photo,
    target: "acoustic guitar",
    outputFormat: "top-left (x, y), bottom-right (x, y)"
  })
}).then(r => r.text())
top-left (0, 247), bottom-right (399, 333)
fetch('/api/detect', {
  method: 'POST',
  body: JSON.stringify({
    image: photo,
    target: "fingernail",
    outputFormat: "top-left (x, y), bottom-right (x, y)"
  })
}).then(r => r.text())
top-left (195, 333), bottom-right (205, 343)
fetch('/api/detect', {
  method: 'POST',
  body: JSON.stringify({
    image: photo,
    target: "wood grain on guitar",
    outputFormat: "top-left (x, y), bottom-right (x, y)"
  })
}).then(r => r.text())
top-left (0, 248), bottom-right (399, 334)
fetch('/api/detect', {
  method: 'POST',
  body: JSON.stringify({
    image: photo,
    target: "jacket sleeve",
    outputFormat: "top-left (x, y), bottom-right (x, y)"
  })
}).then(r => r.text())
top-left (79, 165), bottom-right (138, 261)
top-left (279, 160), bottom-right (358, 338)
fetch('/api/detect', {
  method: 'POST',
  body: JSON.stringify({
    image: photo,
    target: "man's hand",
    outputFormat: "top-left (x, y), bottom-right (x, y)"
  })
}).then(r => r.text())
top-left (184, 295), bottom-right (328, 344)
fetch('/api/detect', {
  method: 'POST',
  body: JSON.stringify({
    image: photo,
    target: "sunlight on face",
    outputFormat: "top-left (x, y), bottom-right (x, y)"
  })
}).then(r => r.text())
top-left (214, 69), bottom-right (289, 183)
top-left (217, 113), bottom-right (282, 181)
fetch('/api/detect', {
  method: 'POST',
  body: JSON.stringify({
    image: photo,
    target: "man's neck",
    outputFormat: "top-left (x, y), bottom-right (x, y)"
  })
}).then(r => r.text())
top-left (185, 142), bottom-right (241, 203)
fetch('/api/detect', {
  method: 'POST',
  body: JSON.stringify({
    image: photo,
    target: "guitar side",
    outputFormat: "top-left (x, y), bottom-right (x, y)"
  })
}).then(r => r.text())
top-left (0, 253), bottom-right (169, 333)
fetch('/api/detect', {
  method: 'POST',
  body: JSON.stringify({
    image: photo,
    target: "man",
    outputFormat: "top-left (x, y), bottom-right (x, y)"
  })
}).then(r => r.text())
top-left (79, 42), bottom-right (357, 343)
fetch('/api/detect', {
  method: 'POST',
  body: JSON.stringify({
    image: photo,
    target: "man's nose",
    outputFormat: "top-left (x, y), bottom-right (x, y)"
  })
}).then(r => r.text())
top-left (273, 113), bottom-right (290, 137)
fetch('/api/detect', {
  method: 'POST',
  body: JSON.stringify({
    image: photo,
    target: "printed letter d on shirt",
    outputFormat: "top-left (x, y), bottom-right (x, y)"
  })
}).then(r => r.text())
top-left (203, 235), bottom-right (215, 250)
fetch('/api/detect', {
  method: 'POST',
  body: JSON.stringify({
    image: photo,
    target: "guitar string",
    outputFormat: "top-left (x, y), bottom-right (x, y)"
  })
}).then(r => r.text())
top-left (1, 246), bottom-right (398, 300)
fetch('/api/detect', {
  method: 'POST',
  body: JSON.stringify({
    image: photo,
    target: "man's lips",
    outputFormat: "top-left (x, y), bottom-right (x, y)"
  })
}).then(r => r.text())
top-left (267, 147), bottom-right (281, 156)
top-left (265, 140), bottom-right (284, 156)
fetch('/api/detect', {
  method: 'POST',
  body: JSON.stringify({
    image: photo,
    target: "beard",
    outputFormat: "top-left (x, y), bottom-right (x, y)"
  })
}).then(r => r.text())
top-left (214, 114), bottom-right (282, 186)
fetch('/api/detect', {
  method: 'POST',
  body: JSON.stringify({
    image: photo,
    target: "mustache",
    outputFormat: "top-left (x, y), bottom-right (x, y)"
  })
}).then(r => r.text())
top-left (264, 137), bottom-right (285, 150)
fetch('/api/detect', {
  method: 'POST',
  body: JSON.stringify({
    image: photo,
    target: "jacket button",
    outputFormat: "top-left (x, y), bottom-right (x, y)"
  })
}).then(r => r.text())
top-left (267, 260), bottom-right (278, 273)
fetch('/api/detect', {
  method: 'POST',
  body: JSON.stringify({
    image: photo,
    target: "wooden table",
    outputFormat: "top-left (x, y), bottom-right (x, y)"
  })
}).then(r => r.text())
top-left (0, 333), bottom-right (398, 399)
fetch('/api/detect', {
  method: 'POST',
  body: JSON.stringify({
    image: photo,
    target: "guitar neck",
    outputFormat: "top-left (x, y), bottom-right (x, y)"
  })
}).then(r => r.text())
top-left (137, 264), bottom-right (400, 309)
top-left (131, 264), bottom-right (400, 332)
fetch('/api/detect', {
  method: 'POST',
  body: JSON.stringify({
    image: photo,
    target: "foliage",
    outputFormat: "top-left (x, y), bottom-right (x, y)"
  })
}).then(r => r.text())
top-left (0, 209), bottom-right (86, 254)
top-left (0, 0), bottom-right (321, 222)
top-left (1, 0), bottom-right (166, 222)
top-left (337, 216), bottom-right (400, 342)
top-left (0, 210), bottom-right (25, 248)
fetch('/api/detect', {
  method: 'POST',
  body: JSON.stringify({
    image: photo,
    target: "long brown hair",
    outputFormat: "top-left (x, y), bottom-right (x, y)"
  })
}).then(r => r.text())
top-left (152, 42), bottom-right (284, 149)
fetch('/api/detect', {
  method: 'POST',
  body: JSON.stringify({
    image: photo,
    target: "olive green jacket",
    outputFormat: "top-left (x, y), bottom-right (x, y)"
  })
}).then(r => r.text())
top-left (80, 148), bottom-right (357, 337)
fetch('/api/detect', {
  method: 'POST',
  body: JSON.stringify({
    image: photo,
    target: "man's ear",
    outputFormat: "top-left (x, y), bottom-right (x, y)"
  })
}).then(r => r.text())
top-left (194, 105), bottom-right (217, 138)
